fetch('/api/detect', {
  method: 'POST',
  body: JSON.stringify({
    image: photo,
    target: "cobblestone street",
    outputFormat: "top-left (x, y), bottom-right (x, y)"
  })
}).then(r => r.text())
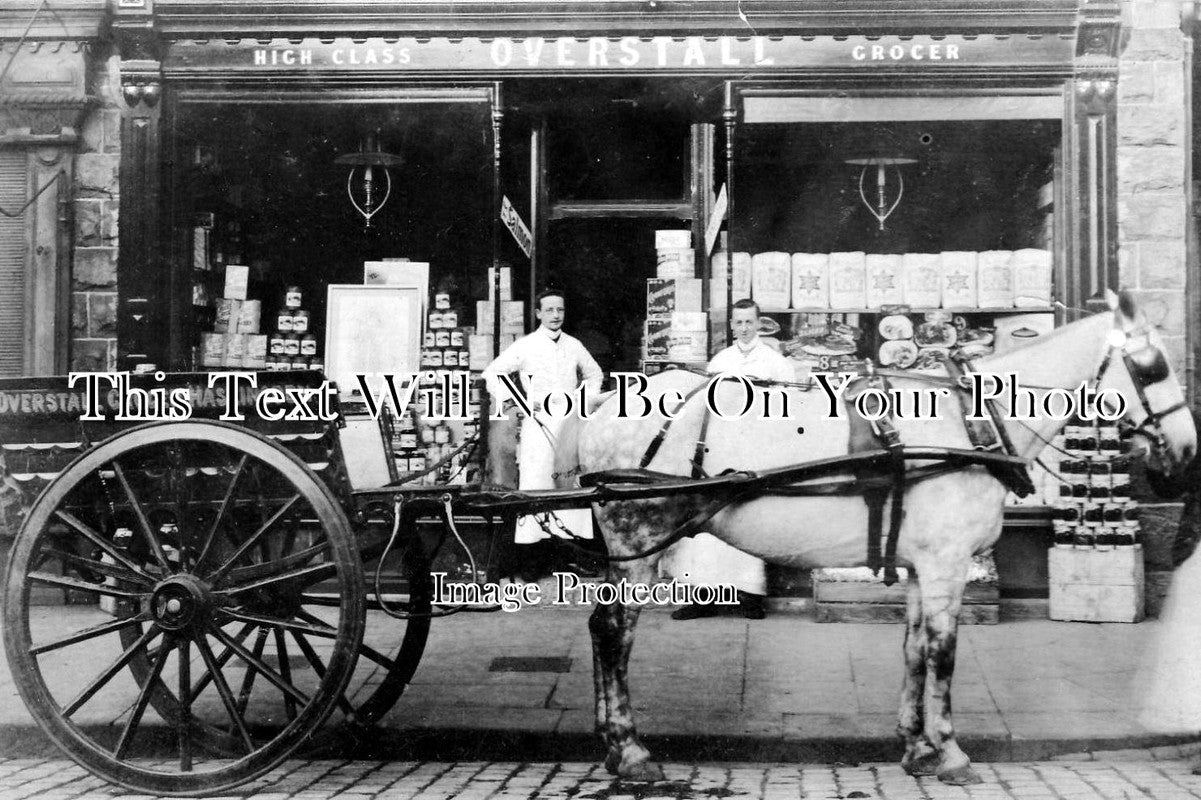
top-left (5, 755), bottom-right (1201, 800)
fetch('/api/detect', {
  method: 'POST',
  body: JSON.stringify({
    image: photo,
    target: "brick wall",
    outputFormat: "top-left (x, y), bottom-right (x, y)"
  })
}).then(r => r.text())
top-left (70, 53), bottom-right (121, 372)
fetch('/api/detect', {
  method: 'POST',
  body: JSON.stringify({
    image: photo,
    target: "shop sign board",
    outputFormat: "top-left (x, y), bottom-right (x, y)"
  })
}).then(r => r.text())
top-left (501, 196), bottom-right (532, 258)
top-left (166, 34), bottom-right (1074, 74)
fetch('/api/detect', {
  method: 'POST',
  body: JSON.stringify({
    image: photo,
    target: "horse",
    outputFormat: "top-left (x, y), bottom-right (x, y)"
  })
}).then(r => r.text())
top-left (568, 291), bottom-right (1195, 786)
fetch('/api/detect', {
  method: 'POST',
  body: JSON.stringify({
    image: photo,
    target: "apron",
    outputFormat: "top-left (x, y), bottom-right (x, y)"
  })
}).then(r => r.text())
top-left (515, 411), bottom-right (594, 544)
top-left (1137, 545), bottom-right (1201, 734)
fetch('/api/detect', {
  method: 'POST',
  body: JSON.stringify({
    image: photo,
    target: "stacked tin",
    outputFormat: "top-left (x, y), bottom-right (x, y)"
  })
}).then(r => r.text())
top-left (267, 287), bottom-right (323, 371)
top-left (1050, 416), bottom-right (1139, 547)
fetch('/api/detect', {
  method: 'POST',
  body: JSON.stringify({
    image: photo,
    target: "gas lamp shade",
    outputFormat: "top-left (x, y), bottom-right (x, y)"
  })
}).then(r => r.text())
top-left (335, 133), bottom-right (404, 228)
top-left (845, 156), bottom-right (918, 231)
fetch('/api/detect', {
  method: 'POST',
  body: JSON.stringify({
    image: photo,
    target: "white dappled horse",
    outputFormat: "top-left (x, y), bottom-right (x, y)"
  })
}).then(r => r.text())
top-left (571, 292), bottom-right (1195, 785)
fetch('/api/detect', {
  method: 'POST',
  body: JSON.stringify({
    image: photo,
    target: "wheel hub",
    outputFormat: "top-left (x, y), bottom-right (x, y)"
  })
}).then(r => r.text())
top-left (151, 575), bottom-right (210, 631)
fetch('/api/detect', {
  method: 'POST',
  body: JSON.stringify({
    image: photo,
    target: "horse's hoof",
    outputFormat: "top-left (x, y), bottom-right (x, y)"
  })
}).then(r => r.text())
top-left (618, 761), bottom-right (666, 783)
top-left (603, 750), bottom-right (621, 775)
top-left (937, 764), bottom-right (983, 786)
top-left (901, 752), bottom-right (940, 777)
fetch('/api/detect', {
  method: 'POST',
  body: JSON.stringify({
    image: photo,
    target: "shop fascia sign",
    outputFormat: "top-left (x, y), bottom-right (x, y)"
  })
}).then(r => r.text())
top-left (168, 34), bottom-right (1072, 72)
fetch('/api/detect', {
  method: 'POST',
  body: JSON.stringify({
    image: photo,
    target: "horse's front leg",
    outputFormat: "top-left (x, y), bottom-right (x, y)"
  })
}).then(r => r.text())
top-left (916, 566), bottom-right (982, 785)
top-left (588, 573), bottom-right (664, 782)
top-left (898, 570), bottom-right (939, 777)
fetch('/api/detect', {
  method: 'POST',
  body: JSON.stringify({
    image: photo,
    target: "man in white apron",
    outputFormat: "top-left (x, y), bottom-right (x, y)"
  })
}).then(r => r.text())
top-left (482, 290), bottom-right (603, 546)
top-left (669, 298), bottom-right (795, 620)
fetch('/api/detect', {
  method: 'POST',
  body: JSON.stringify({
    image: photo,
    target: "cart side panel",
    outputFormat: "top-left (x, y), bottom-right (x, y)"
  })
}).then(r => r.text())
top-left (0, 371), bottom-right (349, 538)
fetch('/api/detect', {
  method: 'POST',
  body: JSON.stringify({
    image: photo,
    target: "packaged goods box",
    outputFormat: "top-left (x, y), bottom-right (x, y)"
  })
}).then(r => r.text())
top-left (646, 278), bottom-right (703, 317)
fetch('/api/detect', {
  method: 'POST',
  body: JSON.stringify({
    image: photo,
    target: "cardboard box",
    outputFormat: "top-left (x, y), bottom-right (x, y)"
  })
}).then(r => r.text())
top-left (236, 299), bottom-right (262, 334)
top-left (476, 300), bottom-right (525, 335)
top-left (192, 228), bottom-right (210, 271)
top-left (200, 333), bottom-right (226, 367)
top-left (244, 334), bottom-right (268, 369)
top-left (224, 333), bottom-right (248, 368)
top-left (644, 318), bottom-right (672, 359)
top-left (223, 265), bottom-right (249, 300)
top-left (214, 299), bottom-right (242, 333)
top-left (647, 278), bottom-right (703, 317)
top-left (468, 334), bottom-right (494, 368)
top-left (655, 248), bottom-right (695, 279)
top-left (655, 229), bottom-right (692, 249)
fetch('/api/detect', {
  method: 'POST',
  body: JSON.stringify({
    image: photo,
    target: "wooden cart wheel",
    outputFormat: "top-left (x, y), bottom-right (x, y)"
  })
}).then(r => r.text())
top-left (3, 421), bottom-right (365, 797)
top-left (326, 538), bottom-right (432, 727)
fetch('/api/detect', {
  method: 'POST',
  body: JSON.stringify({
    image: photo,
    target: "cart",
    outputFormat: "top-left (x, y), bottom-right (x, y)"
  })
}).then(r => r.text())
top-left (0, 370), bottom-right (1029, 797)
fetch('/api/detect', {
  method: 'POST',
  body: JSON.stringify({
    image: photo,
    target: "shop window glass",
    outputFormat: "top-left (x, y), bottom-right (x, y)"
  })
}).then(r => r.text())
top-left (0, 150), bottom-right (27, 377)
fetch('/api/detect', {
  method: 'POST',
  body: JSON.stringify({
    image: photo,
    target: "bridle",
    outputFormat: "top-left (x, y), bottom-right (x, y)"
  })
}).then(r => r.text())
top-left (1095, 322), bottom-right (1189, 453)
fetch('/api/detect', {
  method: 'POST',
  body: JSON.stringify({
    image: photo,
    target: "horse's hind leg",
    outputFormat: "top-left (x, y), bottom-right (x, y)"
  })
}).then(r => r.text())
top-left (898, 571), bottom-right (939, 777)
top-left (916, 564), bottom-right (982, 786)
top-left (589, 597), bottom-right (664, 781)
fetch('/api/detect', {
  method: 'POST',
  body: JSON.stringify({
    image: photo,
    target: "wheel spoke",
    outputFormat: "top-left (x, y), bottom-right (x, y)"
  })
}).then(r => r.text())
top-left (62, 624), bottom-right (162, 717)
top-left (189, 622), bottom-right (255, 700)
top-left (193, 454), bottom-right (249, 575)
top-left (235, 628), bottom-right (269, 717)
top-left (53, 511), bottom-right (156, 583)
top-left (44, 547), bottom-right (153, 588)
top-left (356, 642), bottom-right (398, 670)
top-left (273, 629), bottom-right (298, 722)
top-left (110, 460), bottom-right (172, 571)
top-left (228, 542), bottom-right (330, 586)
top-left (30, 611), bottom-right (152, 656)
top-left (219, 609), bottom-right (339, 640)
top-left (114, 637), bottom-right (171, 760)
top-left (28, 571), bottom-right (147, 599)
top-left (290, 631), bottom-right (354, 717)
top-left (177, 639), bottom-right (193, 773)
top-left (207, 494), bottom-right (302, 586)
top-left (209, 623), bottom-right (312, 707)
top-left (195, 634), bottom-right (255, 754)
top-left (216, 560), bottom-right (336, 596)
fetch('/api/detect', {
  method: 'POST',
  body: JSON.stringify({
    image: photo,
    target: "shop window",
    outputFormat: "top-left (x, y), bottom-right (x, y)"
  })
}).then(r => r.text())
top-left (0, 150), bottom-right (28, 377)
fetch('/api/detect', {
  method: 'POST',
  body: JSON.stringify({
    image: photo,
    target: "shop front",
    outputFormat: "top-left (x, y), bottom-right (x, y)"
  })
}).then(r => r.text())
top-left (8, 0), bottom-right (1188, 613)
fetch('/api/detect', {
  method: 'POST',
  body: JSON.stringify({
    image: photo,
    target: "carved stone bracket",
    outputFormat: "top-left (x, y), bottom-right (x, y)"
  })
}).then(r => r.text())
top-left (0, 40), bottom-right (95, 142)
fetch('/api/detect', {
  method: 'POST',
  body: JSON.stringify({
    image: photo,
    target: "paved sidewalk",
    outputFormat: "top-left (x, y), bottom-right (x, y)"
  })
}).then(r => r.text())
top-left (4, 756), bottom-right (1201, 800)
top-left (2, 598), bottom-right (1197, 766)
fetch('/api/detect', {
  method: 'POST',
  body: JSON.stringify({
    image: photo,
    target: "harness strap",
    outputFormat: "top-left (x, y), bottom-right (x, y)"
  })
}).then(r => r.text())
top-left (639, 379), bottom-right (710, 469)
top-left (845, 372), bottom-right (905, 586)
top-left (945, 356), bottom-right (1036, 497)
top-left (692, 402), bottom-right (714, 479)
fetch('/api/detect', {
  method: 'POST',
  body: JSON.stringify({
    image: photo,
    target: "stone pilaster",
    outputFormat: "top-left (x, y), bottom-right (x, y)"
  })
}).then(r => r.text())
top-left (70, 53), bottom-right (121, 372)
top-left (1117, 1), bottom-right (1191, 372)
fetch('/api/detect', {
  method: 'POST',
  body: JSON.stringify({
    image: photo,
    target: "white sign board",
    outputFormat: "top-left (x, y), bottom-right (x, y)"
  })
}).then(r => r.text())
top-left (501, 195), bottom-right (532, 258)
top-left (704, 184), bottom-right (729, 257)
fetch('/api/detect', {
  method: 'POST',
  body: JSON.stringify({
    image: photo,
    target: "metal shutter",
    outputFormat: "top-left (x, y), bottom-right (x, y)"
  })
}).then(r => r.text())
top-left (0, 151), bottom-right (26, 377)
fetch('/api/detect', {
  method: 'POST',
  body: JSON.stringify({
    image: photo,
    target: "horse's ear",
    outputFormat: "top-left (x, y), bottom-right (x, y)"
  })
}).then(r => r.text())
top-left (1105, 289), bottom-right (1119, 311)
top-left (1117, 289), bottom-right (1138, 320)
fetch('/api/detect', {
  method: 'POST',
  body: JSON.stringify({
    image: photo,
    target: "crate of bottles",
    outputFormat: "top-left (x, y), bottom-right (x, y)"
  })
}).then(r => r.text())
top-left (1046, 417), bottom-right (1145, 623)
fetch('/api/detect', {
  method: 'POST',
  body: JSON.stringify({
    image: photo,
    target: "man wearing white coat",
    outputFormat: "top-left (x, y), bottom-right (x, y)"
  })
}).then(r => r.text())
top-left (670, 298), bottom-right (794, 620)
top-left (482, 289), bottom-right (604, 547)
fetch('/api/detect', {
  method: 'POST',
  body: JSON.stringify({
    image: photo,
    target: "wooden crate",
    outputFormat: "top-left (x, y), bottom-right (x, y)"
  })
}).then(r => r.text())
top-left (1048, 544), bottom-right (1144, 623)
top-left (813, 569), bottom-right (999, 624)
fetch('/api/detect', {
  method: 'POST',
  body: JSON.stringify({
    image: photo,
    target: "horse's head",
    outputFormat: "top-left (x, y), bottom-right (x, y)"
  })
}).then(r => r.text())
top-left (1099, 290), bottom-right (1196, 477)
